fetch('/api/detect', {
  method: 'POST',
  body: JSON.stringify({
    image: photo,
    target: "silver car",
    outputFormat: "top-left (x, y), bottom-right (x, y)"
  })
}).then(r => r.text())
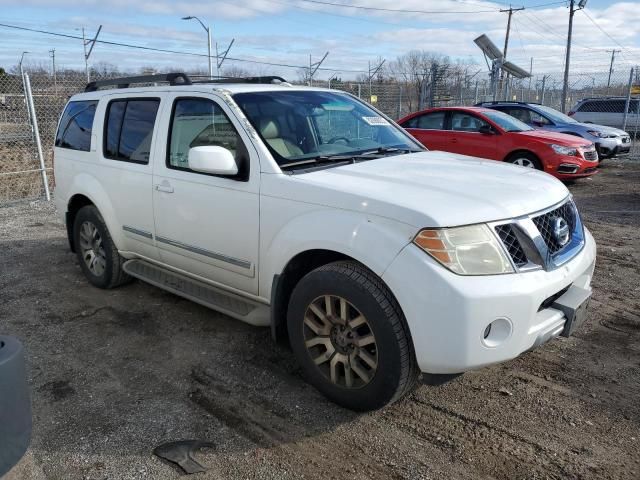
top-left (570, 96), bottom-right (639, 133)
top-left (477, 101), bottom-right (631, 159)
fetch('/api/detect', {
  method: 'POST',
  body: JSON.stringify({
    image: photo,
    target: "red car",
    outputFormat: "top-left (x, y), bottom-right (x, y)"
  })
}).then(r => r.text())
top-left (398, 107), bottom-right (599, 180)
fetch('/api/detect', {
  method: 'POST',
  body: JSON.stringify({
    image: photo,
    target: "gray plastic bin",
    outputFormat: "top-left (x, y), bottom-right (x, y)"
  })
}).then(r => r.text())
top-left (0, 336), bottom-right (32, 477)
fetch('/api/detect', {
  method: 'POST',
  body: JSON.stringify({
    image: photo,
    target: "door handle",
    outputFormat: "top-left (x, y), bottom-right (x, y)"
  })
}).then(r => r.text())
top-left (155, 183), bottom-right (174, 193)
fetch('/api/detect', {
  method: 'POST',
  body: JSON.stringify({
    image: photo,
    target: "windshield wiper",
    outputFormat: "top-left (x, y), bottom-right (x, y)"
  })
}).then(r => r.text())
top-left (280, 148), bottom-right (422, 170)
top-left (280, 154), bottom-right (356, 169)
top-left (355, 147), bottom-right (422, 157)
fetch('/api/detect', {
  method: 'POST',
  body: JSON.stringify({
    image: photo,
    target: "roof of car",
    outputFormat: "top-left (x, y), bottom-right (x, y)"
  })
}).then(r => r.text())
top-left (69, 82), bottom-right (333, 101)
top-left (399, 106), bottom-right (494, 120)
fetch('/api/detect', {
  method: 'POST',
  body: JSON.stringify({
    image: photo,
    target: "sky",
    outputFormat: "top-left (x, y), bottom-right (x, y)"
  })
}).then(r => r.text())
top-left (1, 0), bottom-right (639, 86)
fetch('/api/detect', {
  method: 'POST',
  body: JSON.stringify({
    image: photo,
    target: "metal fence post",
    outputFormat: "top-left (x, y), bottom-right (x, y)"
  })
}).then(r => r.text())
top-left (24, 73), bottom-right (51, 201)
top-left (622, 67), bottom-right (634, 131)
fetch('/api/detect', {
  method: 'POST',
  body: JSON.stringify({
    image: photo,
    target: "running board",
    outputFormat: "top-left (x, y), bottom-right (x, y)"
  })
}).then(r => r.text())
top-left (123, 259), bottom-right (269, 327)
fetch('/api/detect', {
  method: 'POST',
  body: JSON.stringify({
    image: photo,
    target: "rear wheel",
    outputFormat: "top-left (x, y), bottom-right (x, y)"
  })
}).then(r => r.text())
top-left (287, 261), bottom-right (419, 411)
top-left (73, 205), bottom-right (131, 289)
top-left (507, 152), bottom-right (542, 170)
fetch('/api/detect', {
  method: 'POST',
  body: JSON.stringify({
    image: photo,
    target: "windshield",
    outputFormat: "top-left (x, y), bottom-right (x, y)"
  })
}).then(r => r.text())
top-left (233, 90), bottom-right (422, 166)
top-left (534, 105), bottom-right (577, 124)
top-left (483, 110), bottom-right (534, 132)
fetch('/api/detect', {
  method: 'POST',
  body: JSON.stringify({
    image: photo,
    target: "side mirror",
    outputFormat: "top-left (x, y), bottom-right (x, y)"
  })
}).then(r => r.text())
top-left (188, 146), bottom-right (238, 176)
top-left (479, 124), bottom-right (495, 135)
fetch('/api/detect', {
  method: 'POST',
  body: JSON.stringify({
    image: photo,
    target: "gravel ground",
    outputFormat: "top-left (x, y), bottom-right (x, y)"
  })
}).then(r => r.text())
top-left (1, 161), bottom-right (639, 480)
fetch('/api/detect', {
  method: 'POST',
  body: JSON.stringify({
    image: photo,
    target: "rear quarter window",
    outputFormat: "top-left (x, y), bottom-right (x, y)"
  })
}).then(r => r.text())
top-left (55, 100), bottom-right (98, 151)
top-left (103, 98), bottom-right (160, 164)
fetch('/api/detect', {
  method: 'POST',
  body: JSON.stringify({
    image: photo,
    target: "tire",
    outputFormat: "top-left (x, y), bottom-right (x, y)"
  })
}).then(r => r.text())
top-left (73, 205), bottom-right (131, 289)
top-left (506, 152), bottom-right (542, 170)
top-left (287, 261), bottom-right (419, 411)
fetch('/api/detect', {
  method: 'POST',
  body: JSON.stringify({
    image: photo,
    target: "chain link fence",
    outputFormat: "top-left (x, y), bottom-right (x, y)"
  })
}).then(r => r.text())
top-left (1, 68), bottom-right (638, 203)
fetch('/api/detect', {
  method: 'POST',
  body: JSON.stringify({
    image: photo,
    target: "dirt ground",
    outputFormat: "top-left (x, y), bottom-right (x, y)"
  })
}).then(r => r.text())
top-left (1, 160), bottom-right (639, 480)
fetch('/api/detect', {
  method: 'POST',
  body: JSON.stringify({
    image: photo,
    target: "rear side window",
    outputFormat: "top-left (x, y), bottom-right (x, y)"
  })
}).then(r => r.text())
top-left (104, 98), bottom-right (160, 164)
top-left (402, 112), bottom-right (446, 130)
top-left (578, 100), bottom-right (625, 113)
top-left (55, 100), bottom-right (97, 151)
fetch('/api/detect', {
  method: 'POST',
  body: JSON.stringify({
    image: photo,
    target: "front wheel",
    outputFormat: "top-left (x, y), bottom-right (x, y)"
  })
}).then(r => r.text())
top-left (287, 261), bottom-right (419, 411)
top-left (507, 152), bottom-right (542, 170)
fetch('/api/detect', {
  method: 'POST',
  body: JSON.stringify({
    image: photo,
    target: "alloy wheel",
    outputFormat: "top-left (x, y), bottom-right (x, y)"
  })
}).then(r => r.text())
top-left (78, 221), bottom-right (107, 277)
top-left (303, 295), bottom-right (378, 389)
top-left (512, 157), bottom-right (536, 168)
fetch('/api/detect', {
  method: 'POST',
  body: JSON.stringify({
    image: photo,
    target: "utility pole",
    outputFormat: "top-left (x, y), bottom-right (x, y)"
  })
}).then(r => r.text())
top-left (82, 27), bottom-right (88, 81)
top-left (499, 6), bottom-right (525, 98)
top-left (607, 49), bottom-right (620, 88)
top-left (528, 57), bottom-right (533, 101)
top-left (215, 39), bottom-right (235, 75)
top-left (308, 52), bottom-right (329, 86)
top-left (561, 0), bottom-right (587, 113)
top-left (49, 49), bottom-right (57, 93)
top-left (81, 25), bottom-right (102, 83)
top-left (368, 59), bottom-right (385, 100)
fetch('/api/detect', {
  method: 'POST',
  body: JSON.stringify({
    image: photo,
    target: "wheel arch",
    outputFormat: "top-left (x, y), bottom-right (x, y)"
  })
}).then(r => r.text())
top-left (269, 250), bottom-right (408, 348)
top-left (504, 149), bottom-right (542, 168)
top-left (63, 174), bottom-right (121, 253)
top-left (66, 194), bottom-right (94, 252)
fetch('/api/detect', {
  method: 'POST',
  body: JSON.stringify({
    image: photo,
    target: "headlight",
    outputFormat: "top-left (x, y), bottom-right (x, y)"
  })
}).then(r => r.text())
top-left (413, 225), bottom-right (514, 275)
top-left (586, 130), bottom-right (613, 138)
top-left (549, 144), bottom-right (578, 156)
top-left (586, 130), bottom-right (606, 138)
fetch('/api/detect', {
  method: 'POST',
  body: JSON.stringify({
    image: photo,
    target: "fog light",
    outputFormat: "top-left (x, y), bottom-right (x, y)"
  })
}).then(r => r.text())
top-left (482, 318), bottom-right (512, 348)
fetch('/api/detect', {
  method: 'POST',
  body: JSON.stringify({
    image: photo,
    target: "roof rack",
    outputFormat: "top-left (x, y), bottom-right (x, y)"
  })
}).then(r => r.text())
top-left (577, 96), bottom-right (639, 101)
top-left (85, 73), bottom-right (290, 92)
top-left (85, 73), bottom-right (192, 92)
top-left (474, 100), bottom-right (541, 106)
top-left (192, 75), bottom-right (289, 85)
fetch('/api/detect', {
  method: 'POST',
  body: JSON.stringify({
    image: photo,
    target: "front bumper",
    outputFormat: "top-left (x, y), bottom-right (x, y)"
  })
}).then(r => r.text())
top-left (382, 228), bottom-right (596, 374)
top-left (546, 153), bottom-right (598, 180)
top-left (596, 137), bottom-right (631, 157)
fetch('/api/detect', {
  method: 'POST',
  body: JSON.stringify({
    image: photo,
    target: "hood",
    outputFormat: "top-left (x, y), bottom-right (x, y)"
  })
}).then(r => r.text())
top-left (571, 122), bottom-right (628, 137)
top-left (516, 129), bottom-right (593, 147)
top-left (269, 151), bottom-right (569, 228)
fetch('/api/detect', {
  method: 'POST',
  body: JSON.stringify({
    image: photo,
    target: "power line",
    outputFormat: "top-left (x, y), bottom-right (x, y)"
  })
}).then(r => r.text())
top-left (295, 0), bottom-right (498, 14)
top-left (0, 21), bottom-right (369, 73)
top-left (580, 9), bottom-right (639, 62)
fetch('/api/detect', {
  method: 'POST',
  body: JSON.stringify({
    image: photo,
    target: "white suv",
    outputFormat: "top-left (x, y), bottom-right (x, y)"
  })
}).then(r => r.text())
top-left (54, 74), bottom-right (596, 411)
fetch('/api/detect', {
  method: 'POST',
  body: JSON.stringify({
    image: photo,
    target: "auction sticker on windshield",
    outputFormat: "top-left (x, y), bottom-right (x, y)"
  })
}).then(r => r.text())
top-left (362, 116), bottom-right (390, 126)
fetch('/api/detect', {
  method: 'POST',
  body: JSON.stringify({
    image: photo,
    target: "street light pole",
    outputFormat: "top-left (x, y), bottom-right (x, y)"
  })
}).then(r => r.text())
top-left (182, 16), bottom-right (213, 78)
top-left (18, 51), bottom-right (29, 77)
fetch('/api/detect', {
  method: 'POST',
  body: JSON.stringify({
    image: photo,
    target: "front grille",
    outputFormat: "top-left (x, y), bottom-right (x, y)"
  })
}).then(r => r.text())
top-left (583, 150), bottom-right (598, 161)
top-left (495, 224), bottom-right (528, 267)
top-left (532, 201), bottom-right (577, 255)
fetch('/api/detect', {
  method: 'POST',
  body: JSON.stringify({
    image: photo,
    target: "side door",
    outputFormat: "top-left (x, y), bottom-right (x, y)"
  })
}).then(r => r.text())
top-left (447, 111), bottom-right (498, 159)
top-left (151, 93), bottom-right (260, 295)
top-left (97, 93), bottom-right (163, 261)
top-left (401, 111), bottom-right (450, 150)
